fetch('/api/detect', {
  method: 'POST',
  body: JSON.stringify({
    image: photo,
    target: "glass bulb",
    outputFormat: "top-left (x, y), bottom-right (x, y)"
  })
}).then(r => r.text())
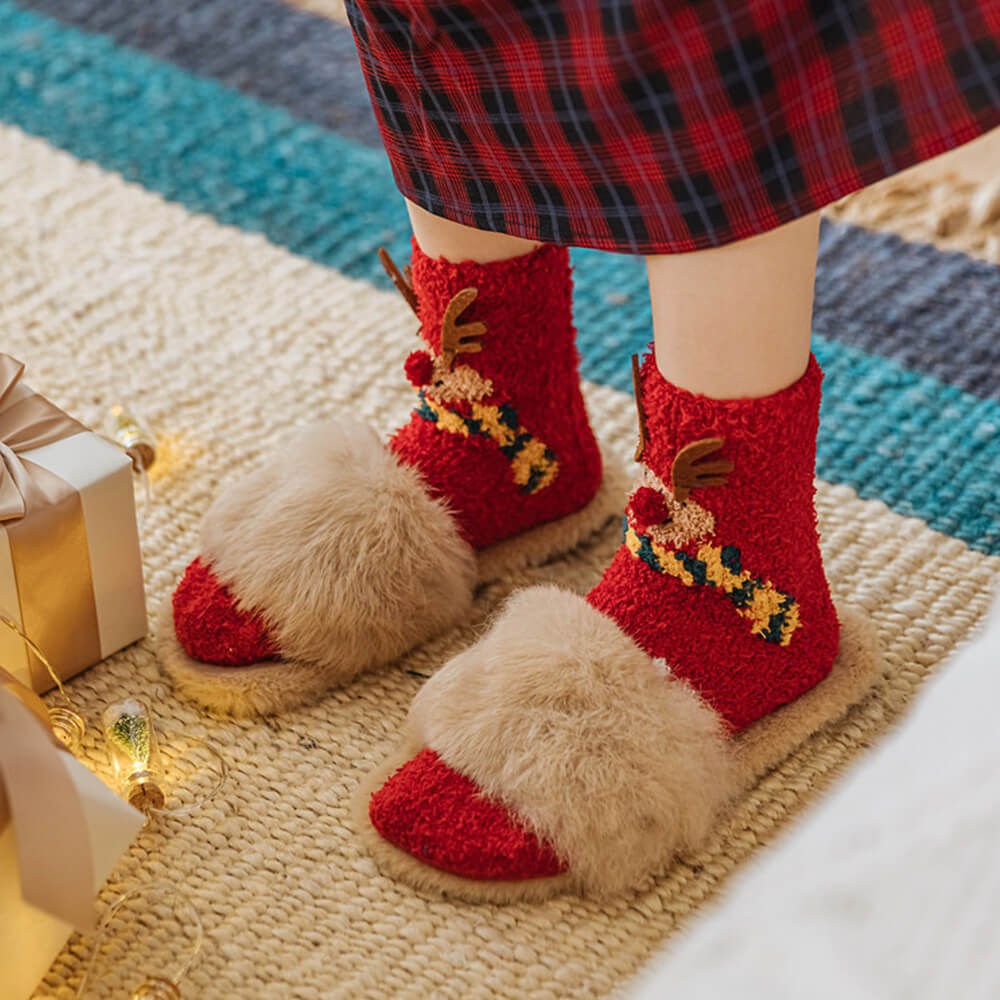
top-left (106, 403), bottom-right (157, 472)
top-left (102, 698), bottom-right (165, 811)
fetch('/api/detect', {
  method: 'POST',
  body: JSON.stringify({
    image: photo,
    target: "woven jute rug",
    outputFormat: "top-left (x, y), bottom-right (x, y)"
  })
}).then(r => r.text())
top-left (4, 115), bottom-right (999, 999)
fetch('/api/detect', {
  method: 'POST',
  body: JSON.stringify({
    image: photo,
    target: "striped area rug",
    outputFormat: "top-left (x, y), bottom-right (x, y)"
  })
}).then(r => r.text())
top-left (1, 3), bottom-right (998, 998)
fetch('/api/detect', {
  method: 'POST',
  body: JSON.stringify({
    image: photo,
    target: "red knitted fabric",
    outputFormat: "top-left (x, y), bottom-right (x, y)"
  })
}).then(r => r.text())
top-left (368, 351), bottom-right (840, 882)
top-left (403, 349), bottom-right (435, 388)
top-left (369, 748), bottom-right (565, 881)
top-left (171, 558), bottom-right (277, 665)
top-left (172, 244), bottom-right (599, 666)
top-left (588, 351), bottom-right (839, 733)
top-left (390, 242), bottom-right (602, 549)
top-left (629, 485), bottom-right (671, 534)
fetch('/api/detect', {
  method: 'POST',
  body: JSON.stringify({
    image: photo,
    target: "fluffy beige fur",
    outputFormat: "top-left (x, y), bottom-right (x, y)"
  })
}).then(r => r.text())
top-left (200, 420), bottom-right (478, 684)
top-left (161, 422), bottom-right (626, 716)
top-left (355, 601), bottom-right (884, 902)
top-left (407, 586), bottom-right (740, 899)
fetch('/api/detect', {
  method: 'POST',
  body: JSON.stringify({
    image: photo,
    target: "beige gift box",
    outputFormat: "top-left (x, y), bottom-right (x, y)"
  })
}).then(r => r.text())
top-left (0, 354), bottom-right (146, 692)
top-left (0, 674), bottom-right (144, 1000)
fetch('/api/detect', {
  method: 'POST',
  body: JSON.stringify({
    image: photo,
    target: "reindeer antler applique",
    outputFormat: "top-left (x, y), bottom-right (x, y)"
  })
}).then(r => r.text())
top-left (378, 247), bottom-right (419, 316)
top-left (626, 436), bottom-right (799, 645)
top-left (671, 437), bottom-right (734, 502)
top-left (631, 354), bottom-right (649, 462)
top-left (440, 288), bottom-right (487, 369)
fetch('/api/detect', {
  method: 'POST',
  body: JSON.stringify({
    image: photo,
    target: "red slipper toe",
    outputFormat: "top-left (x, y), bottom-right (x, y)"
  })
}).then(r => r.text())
top-left (369, 748), bottom-right (565, 882)
top-left (171, 557), bottom-right (278, 666)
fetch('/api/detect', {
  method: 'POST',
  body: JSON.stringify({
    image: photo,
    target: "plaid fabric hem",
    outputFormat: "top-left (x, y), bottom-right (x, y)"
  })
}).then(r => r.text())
top-left (346, 0), bottom-right (1000, 253)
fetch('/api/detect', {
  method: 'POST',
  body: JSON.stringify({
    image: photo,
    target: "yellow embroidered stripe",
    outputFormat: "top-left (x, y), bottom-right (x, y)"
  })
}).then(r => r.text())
top-left (624, 523), bottom-right (801, 646)
top-left (416, 393), bottom-right (559, 495)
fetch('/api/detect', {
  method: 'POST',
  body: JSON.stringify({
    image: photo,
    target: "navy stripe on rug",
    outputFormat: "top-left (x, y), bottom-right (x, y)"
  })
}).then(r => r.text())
top-left (14, 0), bottom-right (383, 148)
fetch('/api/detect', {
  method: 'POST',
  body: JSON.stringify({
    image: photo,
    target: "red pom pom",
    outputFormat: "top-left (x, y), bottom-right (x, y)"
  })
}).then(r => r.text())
top-left (404, 350), bottom-right (435, 388)
top-left (629, 486), bottom-right (670, 533)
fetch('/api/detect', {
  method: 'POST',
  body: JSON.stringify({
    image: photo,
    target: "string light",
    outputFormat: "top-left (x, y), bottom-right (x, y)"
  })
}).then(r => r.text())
top-left (105, 403), bottom-right (157, 474)
top-left (102, 698), bottom-right (166, 812)
top-left (104, 401), bottom-right (156, 524)
top-left (12, 210), bottom-right (211, 999)
top-left (74, 880), bottom-right (204, 1000)
top-left (0, 619), bottom-right (227, 818)
top-left (0, 613), bottom-right (87, 753)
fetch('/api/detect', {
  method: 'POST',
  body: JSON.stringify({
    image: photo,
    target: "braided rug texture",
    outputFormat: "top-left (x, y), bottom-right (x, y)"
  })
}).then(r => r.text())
top-left (0, 3), bottom-right (997, 996)
top-left (1, 123), bottom-right (995, 1000)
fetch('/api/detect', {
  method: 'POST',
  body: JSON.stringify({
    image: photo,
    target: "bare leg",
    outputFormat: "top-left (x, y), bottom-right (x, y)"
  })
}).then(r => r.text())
top-left (407, 199), bottom-right (542, 264)
top-left (646, 212), bottom-right (821, 399)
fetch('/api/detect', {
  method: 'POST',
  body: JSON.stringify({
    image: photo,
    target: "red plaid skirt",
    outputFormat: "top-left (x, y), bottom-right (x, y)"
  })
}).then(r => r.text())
top-left (345, 0), bottom-right (1000, 253)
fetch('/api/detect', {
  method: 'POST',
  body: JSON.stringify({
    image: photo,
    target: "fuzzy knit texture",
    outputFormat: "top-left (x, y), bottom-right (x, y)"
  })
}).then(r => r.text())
top-left (3, 114), bottom-right (997, 997)
top-left (368, 747), bottom-right (566, 882)
top-left (365, 354), bottom-right (844, 889)
top-left (391, 242), bottom-right (603, 550)
top-left (374, 586), bottom-right (738, 894)
top-left (172, 557), bottom-right (277, 665)
top-left (167, 243), bottom-right (603, 678)
top-left (166, 419), bottom-right (477, 693)
top-left (360, 603), bottom-right (880, 903)
top-left (589, 352), bottom-right (839, 733)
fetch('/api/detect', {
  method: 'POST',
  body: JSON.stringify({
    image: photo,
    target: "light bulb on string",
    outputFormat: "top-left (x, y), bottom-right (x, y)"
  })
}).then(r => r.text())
top-left (102, 698), bottom-right (166, 812)
top-left (0, 617), bottom-right (227, 816)
top-left (105, 402), bottom-right (157, 474)
top-left (103, 401), bottom-right (156, 526)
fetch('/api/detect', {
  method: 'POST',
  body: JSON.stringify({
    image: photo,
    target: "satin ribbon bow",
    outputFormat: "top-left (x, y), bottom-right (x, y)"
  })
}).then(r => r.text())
top-left (0, 355), bottom-right (103, 691)
top-left (0, 354), bottom-right (86, 522)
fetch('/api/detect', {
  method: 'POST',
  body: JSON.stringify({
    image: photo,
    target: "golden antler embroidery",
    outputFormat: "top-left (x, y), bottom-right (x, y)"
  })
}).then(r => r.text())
top-left (440, 288), bottom-right (487, 369)
top-left (631, 353), bottom-right (649, 462)
top-left (378, 247), bottom-right (419, 316)
top-left (671, 437), bottom-right (734, 502)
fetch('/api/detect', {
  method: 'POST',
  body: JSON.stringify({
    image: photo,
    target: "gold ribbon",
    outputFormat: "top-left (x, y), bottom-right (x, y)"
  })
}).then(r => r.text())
top-left (0, 671), bottom-right (96, 930)
top-left (0, 355), bottom-right (102, 691)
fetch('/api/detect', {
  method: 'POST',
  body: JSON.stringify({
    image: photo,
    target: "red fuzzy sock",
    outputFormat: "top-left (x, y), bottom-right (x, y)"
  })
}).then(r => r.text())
top-left (390, 242), bottom-right (602, 549)
top-left (170, 243), bottom-right (603, 670)
top-left (588, 351), bottom-right (839, 732)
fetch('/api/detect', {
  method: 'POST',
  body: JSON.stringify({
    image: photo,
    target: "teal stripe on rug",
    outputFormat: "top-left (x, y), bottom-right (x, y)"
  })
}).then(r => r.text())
top-left (1, 1), bottom-right (998, 555)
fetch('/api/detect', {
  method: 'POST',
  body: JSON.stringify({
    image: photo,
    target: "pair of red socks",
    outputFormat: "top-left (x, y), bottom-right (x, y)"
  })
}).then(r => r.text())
top-left (169, 242), bottom-right (841, 890)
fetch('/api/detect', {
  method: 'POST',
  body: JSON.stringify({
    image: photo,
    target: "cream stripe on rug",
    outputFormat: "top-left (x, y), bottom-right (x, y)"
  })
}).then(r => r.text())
top-left (0, 125), bottom-right (995, 1000)
top-left (283, 0), bottom-right (350, 24)
top-left (826, 128), bottom-right (1000, 264)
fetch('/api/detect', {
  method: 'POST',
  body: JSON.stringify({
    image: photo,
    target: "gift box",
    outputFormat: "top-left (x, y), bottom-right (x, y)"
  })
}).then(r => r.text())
top-left (0, 355), bottom-right (146, 692)
top-left (0, 669), bottom-right (144, 1000)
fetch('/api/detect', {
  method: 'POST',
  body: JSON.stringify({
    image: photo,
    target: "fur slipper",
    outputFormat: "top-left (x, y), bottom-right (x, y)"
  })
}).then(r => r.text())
top-left (158, 422), bottom-right (627, 717)
top-left (354, 351), bottom-right (885, 900)
top-left (353, 587), bottom-right (884, 902)
top-left (158, 242), bottom-right (627, 716)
